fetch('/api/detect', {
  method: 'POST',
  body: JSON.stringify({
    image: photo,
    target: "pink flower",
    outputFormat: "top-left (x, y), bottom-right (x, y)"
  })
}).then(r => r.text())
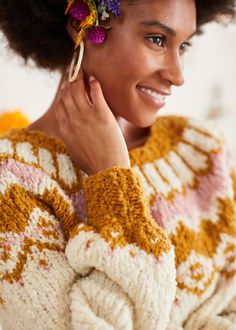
top-left (86, 26), bottom-right (107, 44)
top-left (69, 1), bottom-right (90, 21)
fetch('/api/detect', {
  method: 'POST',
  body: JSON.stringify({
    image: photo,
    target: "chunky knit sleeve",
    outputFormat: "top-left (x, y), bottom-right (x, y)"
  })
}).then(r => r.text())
top-left (65, 166), bottom-right (176, 330)
top-left (0, 167), bottom-right (76, 330)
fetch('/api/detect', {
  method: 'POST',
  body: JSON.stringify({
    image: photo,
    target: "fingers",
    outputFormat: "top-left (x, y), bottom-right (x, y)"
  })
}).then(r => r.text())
top-left (58, 68), bottom-right (108, 121)
top-left (71, 69), bottom-right (93, 112)
top-left (89, 76), bottom-right (108, 112)
top-left (60, 69), bottom-right (93, 120)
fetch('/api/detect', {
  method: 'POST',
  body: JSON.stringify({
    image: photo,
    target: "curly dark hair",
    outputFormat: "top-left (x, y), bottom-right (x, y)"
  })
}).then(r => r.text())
top-left (0, 0), bottom-right (235, 71)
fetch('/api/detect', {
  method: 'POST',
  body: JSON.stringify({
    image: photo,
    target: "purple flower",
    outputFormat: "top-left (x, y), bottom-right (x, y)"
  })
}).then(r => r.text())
top-left (69, 1), bottom-right (90, 21)
top-left (96, 0), bottom-right (121, 16)
top-left (86, 26), bottom-right (107, 44)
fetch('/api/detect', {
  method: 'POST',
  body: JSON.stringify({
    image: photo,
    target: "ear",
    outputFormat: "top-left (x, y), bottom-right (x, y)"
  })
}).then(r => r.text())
top-left (66, 18), bottom-right (79, 44)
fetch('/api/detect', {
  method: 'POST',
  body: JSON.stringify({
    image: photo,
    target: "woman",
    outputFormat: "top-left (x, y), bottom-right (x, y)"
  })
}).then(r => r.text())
top-left (0, 0), bottom-right (236, 329)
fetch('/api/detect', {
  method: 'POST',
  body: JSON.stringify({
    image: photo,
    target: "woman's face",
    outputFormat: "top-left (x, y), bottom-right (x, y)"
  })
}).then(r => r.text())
top-left (81, 0), bottom-right (196, 127)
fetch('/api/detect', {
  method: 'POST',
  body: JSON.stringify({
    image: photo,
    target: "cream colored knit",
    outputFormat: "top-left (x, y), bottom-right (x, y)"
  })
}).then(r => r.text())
top-left (0, 115), bottom-right (235, 329)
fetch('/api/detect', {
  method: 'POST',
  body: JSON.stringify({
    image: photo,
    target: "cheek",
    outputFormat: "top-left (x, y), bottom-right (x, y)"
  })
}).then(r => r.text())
top-left (103, 52), bottom-right (153, 87)
top-left (83, 39), bottom-right (158, 93)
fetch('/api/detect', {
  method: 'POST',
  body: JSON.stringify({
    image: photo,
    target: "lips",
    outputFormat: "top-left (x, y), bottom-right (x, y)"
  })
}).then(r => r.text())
top-left (136, 84), bottom-right (170, 109)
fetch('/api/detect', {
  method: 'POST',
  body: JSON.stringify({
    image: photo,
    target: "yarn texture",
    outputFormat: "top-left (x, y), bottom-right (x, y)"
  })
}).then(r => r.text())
top-left (0, 115), bottom-right (235, 329)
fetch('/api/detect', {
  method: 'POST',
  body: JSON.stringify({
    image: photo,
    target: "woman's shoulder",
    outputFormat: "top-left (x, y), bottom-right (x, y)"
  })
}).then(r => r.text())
top-left (130, 114), bottom-right (225, 168)
top-left (0, 127), bottom-right (83, 192)
top-left (0, 127), bottom-right (82, 240)
top-left (0, 126), bottom-right (67, 160)
top-left (152, 114), bottom-right (233, 172)
top-left (152, 114), bottom-right (224, 145)
top-left (129, 114), bottom-right (236, 210)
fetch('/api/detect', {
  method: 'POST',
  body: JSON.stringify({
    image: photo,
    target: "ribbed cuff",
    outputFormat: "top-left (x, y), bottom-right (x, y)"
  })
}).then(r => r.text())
top-left (81, 166), bottom-right (171, 257)
top-left (83, 166), bottom-right (150, 229)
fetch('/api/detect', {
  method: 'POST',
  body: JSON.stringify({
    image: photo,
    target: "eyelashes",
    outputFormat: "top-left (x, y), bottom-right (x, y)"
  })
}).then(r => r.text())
top-left (147, 35), bottom-right (165, 47)
top-left (180, 41), bottom-right (192, 51)
top-left (146, 35), bottom-right (192, 53)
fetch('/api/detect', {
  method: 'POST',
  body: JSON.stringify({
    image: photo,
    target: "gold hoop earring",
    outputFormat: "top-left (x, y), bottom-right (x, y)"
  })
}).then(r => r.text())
top-left (68, 41), bottom-right (85, 82)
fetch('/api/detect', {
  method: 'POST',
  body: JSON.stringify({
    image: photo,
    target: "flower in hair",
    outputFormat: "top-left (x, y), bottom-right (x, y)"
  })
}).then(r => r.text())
top-left (96, 0), bottom-right (121, 17)
top-left (86, 26), bottom-right (107, 43)
top-left (65, 0), bottom-right (120, 47)
top-left (98, 5), bottom-right (109, 21)
top-left (69, 1), bottom-right (90, 21)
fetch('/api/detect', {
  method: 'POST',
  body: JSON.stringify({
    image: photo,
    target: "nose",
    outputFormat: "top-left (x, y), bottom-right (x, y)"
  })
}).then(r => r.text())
top-left (159, 52), bottom-right (185, 87)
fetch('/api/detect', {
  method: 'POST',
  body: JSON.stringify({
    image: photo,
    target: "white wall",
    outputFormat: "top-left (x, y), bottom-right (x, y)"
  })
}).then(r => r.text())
top-left (0, 34), bottom-right (60, 122)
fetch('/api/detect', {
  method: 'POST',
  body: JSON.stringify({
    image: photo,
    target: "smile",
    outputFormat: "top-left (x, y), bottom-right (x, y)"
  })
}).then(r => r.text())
top-left (136, 85), bottom-right (167, 108)
top-left (138, 86), bottom-right (166, 101)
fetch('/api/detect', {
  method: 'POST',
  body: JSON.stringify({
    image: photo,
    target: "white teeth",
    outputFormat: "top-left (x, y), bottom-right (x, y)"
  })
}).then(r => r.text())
top-left (138, 86), bottom-right (165, 102)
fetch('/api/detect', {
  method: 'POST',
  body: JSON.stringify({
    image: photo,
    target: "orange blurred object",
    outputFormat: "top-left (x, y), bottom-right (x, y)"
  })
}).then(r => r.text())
top-left (0, 111), bottom-right (29, 134)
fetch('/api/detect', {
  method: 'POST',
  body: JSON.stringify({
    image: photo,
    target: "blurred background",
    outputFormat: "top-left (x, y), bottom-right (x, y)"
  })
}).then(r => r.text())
top-left (0, 22), bottom-right (236, 161)
top-left (0, 20), bottom-right (236, 330)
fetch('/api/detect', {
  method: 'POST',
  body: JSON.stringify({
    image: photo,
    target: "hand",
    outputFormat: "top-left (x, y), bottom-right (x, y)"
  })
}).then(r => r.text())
top-left (55, 69), bottom-right (131, 175)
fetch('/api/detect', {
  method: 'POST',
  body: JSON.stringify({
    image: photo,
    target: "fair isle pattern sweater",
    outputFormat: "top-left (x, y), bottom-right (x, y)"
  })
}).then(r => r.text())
top-left (0, 115), bottom-right (236, 330)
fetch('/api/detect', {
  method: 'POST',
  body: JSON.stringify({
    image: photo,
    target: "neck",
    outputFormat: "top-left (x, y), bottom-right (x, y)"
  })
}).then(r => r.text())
top-left (28, 65), bottom-right (67, 140)
top-left (28, 66), bottom-right (150, 150)
top-left (116, 116), bottom-right (151, 150)
top-left (28, 107), bottom-right (61, 140)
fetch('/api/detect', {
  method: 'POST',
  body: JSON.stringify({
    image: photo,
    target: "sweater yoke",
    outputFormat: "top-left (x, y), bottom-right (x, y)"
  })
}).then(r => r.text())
top-left (0, 115), bottom-right (235, 329)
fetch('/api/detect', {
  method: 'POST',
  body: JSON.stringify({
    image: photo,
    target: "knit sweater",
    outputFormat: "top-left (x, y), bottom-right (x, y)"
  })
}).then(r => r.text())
top-left (0, 115), bottom-right (235, 330)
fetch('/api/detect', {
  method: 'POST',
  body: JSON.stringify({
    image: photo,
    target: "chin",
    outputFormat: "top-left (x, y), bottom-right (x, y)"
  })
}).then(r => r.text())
top-left (127, 100), bottom-right (165, 127)
top-left (128, 110), bottom-right (160, 128)
top-left (127, 116), bottom-right (156, 128)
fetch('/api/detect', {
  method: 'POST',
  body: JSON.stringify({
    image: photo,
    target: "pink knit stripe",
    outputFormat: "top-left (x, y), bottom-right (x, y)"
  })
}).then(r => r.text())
top-left (0, 158), bottom-right (84, 218)
top-left (0, 158), bottom-right (57, 194)
top-left (151, 151), bottom-right (233, 231)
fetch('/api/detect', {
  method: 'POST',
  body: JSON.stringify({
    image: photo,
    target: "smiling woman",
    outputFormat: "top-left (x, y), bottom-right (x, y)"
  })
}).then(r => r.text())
top-left (0, 1), bottom-right (236, 330)
top-left (62, 0), bottom-right (196, 134)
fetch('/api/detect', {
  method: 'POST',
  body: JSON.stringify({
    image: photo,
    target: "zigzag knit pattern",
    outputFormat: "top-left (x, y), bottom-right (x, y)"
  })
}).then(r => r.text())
top-left (0, 115), bottom-right (235, 329)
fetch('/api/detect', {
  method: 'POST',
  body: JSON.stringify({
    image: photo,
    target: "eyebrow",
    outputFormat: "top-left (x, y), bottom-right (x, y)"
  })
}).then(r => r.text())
top-left (139, 20), bottom-right (197, 39)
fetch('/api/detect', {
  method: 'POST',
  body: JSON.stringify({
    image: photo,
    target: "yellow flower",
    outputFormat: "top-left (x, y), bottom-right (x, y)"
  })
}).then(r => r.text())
top-left (75, 0), bottom-right (97, 48)
top-left (65, 0), bottom-right (98, 48)
top-left (0, 111), bottom-right (29, 134)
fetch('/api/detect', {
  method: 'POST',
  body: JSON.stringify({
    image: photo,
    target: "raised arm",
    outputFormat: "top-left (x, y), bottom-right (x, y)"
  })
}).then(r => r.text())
top-left (66, 166), bottom-right (176, 330)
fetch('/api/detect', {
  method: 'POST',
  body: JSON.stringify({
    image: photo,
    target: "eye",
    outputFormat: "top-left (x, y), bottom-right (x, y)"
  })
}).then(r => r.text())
top-left (180, 42), bottom-right (192, 52)
top-left (147, 35), bottom-right (165, 47)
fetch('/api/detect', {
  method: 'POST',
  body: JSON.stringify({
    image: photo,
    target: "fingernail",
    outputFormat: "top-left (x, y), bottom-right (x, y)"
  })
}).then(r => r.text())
top-left (89, 76), bottom-right (96, 82)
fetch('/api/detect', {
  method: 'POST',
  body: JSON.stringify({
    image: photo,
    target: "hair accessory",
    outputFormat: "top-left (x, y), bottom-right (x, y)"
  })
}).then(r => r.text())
top-left (65, 0), bottom-right (121, 48)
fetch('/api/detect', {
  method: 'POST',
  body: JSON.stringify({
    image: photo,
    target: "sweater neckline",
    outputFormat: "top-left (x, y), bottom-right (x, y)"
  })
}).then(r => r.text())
top-left (3, 115), bottom-right (190, 171)
top-left (6, 122), bottom-right (155, 161)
